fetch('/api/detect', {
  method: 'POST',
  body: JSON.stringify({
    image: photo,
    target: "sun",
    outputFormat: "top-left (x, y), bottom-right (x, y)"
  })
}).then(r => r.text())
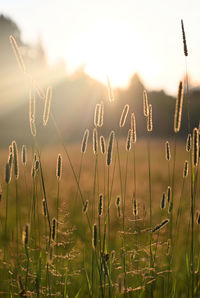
top-left (66, 20), bottom-right (159, 88)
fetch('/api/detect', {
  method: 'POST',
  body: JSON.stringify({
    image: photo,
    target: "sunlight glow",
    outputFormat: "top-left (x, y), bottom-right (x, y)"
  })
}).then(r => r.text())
top-left (66, 21), bottom-right (160, 88)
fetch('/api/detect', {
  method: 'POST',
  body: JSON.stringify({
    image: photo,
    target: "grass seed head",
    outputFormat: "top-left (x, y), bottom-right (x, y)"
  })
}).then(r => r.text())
top-left (192, 127), bottom-right (199, 167)
top-left (167, 186), bottom-right (171, 203)
top-left (126, 129), bottom-right (132, 151)
top-left (98, 194), bottom-right (103, 216)
top-left (183, 160), bottom-right (189, 178)
top-left (174, 81), bottom-right (184, 133)
top-left (161, 192), bottom-right (166, 209)
top-left (12, 140), bottom-right (19, 180)
top-left (93, 128), bottom-right (98, 155)
top-left (43, 86), bottom-right (52, 126)
top-left (181, 19), bottom-right (188, 57)
top-left (165, 141), bottom-right (171, 161)
top-left (107, 131), bottom-right (115, 166)
top-left (152, 219), bottom-right (169, 233)
top-left (186, 133), bottom-right (191, 152)
top-left (100, 136), bottom-right (106, 154)
top-left (131, 113), bottom-right (137, 143)
top-left (119, 104), bottom-right (129, 127)
top-left (133, 199), bottom-right (138, 216)
top-left (5, 162), bottom-right (11, 184)
top-left (81, 129), bottom-right (89, 153)
top-left (29, 88), bottom-right (36, 137)
top-left (52, 218), bottom-right (56, 241)
top-left (21, 145), bottom-right (27, 166)
top-left (143, 90), bottom-right (149, 117)
top-left (56, 154), bottom-right (62, 181)
top-left (94, 104), bottom-right (101, 127)
top-left (99, 101), bottom-right (104, 127)
top-left (9, 35), bottom-right (26, 73)
top-left (147, 104), bottom-right (153, 132)
top-left (42, 198), bottom-right (47, 217)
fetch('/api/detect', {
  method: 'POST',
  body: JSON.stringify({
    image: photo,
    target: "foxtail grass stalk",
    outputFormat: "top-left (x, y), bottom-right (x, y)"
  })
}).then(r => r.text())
top-left (12, 141), bottom-right (19, 255)
top-left (5, 162), bottom-right (11, 237)
top-left (146, 104), bottom-right (153, 297)
top-left (56, 154), bottom-right (62, 240)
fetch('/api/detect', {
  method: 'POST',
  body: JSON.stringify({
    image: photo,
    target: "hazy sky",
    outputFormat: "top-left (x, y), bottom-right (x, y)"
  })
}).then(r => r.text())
top-left (1, 0), bottom-right (200, 95)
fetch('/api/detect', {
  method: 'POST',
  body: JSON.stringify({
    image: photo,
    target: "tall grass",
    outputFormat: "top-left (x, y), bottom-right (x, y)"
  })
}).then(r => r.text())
top-left (0, 21), bottom-right (199, 297)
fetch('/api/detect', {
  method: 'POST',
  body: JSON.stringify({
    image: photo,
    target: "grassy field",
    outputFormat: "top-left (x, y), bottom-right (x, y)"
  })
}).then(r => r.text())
top-left (0, 133), bottom-right (198, 297)
top-left (0, 26), bottom-right (199, 297)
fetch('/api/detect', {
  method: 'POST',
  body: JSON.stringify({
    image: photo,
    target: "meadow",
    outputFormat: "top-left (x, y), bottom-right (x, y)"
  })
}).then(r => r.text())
top-left (0, 22), bottom-right (199, 298)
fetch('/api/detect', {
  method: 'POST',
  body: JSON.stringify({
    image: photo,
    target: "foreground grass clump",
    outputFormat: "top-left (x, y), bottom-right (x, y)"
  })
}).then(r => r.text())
top-left (0, 19), bottom-right (199, 297)
top-left (0, 137), bottom-right (197, 297)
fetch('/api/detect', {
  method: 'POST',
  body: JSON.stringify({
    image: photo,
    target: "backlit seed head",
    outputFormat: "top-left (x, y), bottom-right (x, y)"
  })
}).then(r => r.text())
top-left (126, 129), bottom-right (132, 151)
top-left (43, 86), bottom-right (52, 126)
top-left (119, 104), bottom-right (129, 127)
top-left (56, 154), bottom-right (62, 181)
top-left (167, 186), bottom-right (171, 203)
top-left (99, 101), bottom-right (104, 127)
top-left (29, 88), bottom-right (36, 137)
top-left (98, 194), bottom-right (103, 216)
top-left (107, 131), bottom-right (115, 166)
top-left (81, 129), bottom-right (89, 153)
top-left (147, 104), bottom-right (153, 132)
top-left (174, 81), bottom-right (184, 133)
top-left (100, 136), bottom-right (106, 154)
top-left (42, 198), bottom-right (47, 217)
top-left (131, 113), bottom-right (136, 143)
top-left (152, 219), bottom-right (169, 233)
top-left (186, 134), bottom-right (191, 152)
top-left (161, 192), bottom-right (166, 209)
top-left (181, 19), bottom-right (188, 57)
top-left (93, 128), bottom-right (98, 155)
top-left (8, 147), bottom-right (13, 181)
top-left (94, 104), bottom-right (101, 127)
top-left (165, 141), bottom-right (171, 161)
top-left (12, 140), bottom-right (19, 180)
top-left (30, 119), bottom-right (36, 137)
top-left (9, 35), bottom-right (26, 73)
top-left (21, 145), bottom-right (27, 166)
top-left (192, 128), bottom-right (199, 167)
top-left (52, 218), bottom-right (56, 241)
top-left (183, 160), bottom-right (189, 178)
top-left (5, 162), bottom-right (11, 184)
top-left (143, 90), bottom-right (149, 117)
top-left (133, 199), bottom-right (138, 216)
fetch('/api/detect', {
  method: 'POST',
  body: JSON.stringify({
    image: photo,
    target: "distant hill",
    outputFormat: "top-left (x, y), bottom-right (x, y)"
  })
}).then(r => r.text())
top-left (0, 70), bottom-right (200, 148)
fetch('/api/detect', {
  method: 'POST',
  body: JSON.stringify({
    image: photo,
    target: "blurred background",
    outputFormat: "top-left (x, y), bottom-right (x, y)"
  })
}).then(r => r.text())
top-left (0, 1), bottom-right (200, 146)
